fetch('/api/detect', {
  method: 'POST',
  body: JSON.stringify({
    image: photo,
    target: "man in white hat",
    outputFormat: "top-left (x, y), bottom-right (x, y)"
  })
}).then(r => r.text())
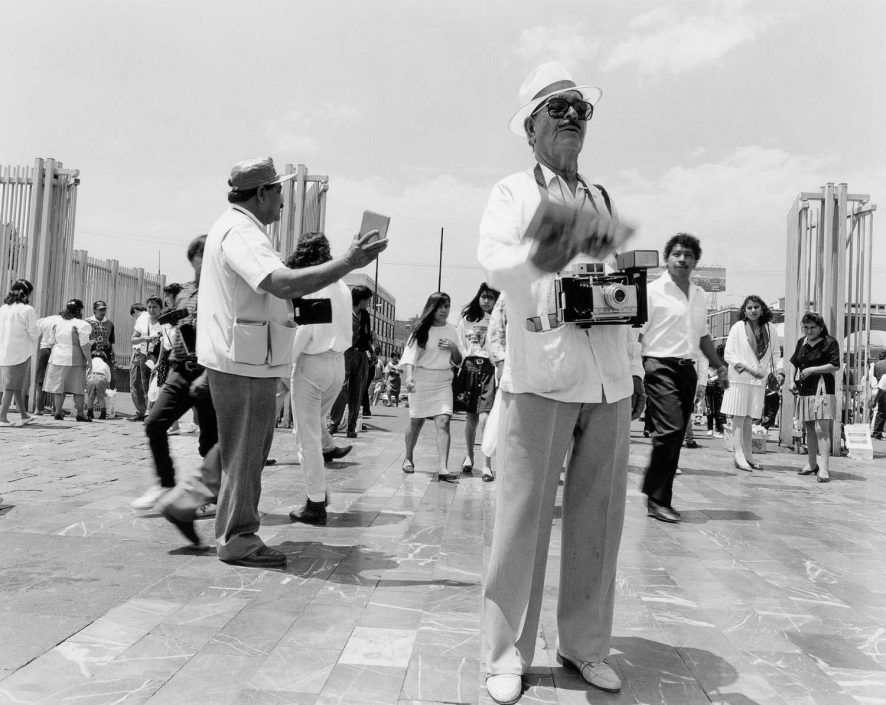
top-left (477, 63), bottom-right (644, 703)
top-left (159, 157), bottom-right (387, 568)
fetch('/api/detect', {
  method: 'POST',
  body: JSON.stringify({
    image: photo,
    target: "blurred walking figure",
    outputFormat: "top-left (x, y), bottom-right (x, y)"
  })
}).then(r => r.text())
top-left (328, 285), bottom-right (374, 438)
top-left (400, 292), bottom-right (463, 482)
top-left (790, 312), bottom-right (840, 483)
top-left (44, 299), bottom-right (92, 422)
top-left (0, 279), bottom-right (39, 427)
top-left (705, 344), bottom-right (726, 437)
top-left (720, 295), bottom-right (776, 470)
top-left (455, 282), bottom-right (500, 481)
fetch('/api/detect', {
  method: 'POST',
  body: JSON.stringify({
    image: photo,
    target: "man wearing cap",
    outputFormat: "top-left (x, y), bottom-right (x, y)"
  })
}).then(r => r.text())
top-left (159, 157), bottom-right (386, 568)
top-left (86, 300), bottom-right (116, 369)
top-left (477, 62), bottom-right (644, 703)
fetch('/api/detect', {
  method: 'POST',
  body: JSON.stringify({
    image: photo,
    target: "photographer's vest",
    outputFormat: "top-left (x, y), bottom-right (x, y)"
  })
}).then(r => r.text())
top-left (526, 164), bottom-right (614, 332)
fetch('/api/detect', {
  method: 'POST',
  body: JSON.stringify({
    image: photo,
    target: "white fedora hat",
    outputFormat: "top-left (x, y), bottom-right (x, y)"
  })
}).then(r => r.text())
top-left (508, 61), bottom-right (602, 136)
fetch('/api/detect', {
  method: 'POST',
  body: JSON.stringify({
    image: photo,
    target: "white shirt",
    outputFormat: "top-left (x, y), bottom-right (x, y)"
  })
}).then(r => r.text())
top-left (641, 271), bottom-right (709, 359)
top-left (400, 323), bottom-right (462, 370)
top-left (197, 206), bottom-right (293, 378)
top-left (291, 280), bottom-right (352, 358)
top-left (0, 303), bottom-right (39, 366)
top-left (48, 319), bottom-right (92, 366)
top-left (89, 356), bottom-right (112, 381)
top-left (132, 312), bottom-right (161, 355)
top-left (477, 165), bottom-right (642, 402)
top-left (37, 314), bottom-right (62, 350)
top-left (456, 314), bottom-right (492, 358)
top-left (723, 320), bottom-right (777, 388)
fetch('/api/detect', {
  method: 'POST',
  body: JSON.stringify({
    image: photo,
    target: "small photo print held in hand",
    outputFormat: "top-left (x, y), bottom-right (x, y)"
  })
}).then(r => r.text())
top-left (360, 211), bottom-right (390, 244)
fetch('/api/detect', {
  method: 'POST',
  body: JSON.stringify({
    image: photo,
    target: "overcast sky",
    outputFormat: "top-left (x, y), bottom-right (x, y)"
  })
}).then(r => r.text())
top-left (3, 0), bottom-right (883, 317)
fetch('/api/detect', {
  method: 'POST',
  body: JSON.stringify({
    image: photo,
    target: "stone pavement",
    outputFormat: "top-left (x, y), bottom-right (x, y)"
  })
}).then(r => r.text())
top-left (1, 401), bottom-right (886, 705)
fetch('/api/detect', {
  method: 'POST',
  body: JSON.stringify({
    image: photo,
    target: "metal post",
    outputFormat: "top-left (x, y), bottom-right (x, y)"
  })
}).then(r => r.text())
top-left (437, 227), bottom-right (443, 291)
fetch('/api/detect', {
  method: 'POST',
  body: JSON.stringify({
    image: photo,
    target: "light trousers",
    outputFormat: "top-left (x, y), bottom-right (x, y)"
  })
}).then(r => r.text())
top-left (161, 370), bottom-right (277, 561)
top-left (483, 391), bottom-right (630, 676)
top-left (291, 351), bottom-right (345, 502)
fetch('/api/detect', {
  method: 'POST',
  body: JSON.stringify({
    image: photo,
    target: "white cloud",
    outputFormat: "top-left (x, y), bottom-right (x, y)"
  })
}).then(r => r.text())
top-left (602, 3), bottom-right (780, 75)
top-left (517, 22), bottom-right (601, 66)
top-left (266, 102), bottom-right (360, 158)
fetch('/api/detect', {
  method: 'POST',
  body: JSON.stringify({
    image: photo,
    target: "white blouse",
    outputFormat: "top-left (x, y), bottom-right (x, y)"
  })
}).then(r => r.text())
top-left (723, 321), bottom-right (777, 387)
top-left (456, 314), bottom-right (492, 358)
top-left (400, 324), bottom-right (463, 370)
top-left (48, 319), bottom-right (92, 366)
top-left (0, 303), bottom-right (39, 366)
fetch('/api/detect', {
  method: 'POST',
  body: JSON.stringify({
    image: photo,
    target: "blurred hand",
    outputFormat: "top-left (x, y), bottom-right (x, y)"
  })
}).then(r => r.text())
top-left (631, 375), bottom-right (646, 420)
top-left (189, 372), bottom-right (210, 399)
top-left (404, 377), bottom-right (416, 393)
top-left (345, 230), bottom-right (389, 269)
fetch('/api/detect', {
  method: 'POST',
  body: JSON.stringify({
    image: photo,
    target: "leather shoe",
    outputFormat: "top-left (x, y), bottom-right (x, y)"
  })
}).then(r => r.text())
top-left (486, 674), bottom-right (522, 704)
top-left (684, 440), bottom-right (699, 449)
top-left (221, 545), bottom-right (286, 568)
top-left (346, 431), bottom-right (358, 439)
top-left (160, 506), bottom-right (201, 545)
top-left (557, 653), bottom-right (621, 693)
top-left (289, 498), bottom-right (327, 525)
top-left (323, 445), bottom-right (352, 463)
top-left (798, 465), bottom-right (819, 476)
top-left (647, 499), bottom-right (680, 523)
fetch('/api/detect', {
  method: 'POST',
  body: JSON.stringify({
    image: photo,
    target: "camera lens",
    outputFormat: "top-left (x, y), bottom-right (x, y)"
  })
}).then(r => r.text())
top-left (603, 284), bottom-right (629, 309)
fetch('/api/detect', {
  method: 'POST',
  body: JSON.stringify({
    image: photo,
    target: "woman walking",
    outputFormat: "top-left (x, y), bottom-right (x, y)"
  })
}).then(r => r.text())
top-left (0, 279), bottom-right (39, 427)
top-left (401, 292), bottom-right (464, 482)
top-left (44, 299), bottom-right (93, 422)
top-left (790, 312), bottom-right (840, 483)
top-left (721, 295), bottom-right (776, 470)
top-left (455, 283), bottom-right (500, 481)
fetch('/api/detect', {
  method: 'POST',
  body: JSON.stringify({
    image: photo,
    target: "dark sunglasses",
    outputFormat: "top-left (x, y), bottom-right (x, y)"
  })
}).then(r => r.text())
top-left (533, 96), bottom-right (594, 121)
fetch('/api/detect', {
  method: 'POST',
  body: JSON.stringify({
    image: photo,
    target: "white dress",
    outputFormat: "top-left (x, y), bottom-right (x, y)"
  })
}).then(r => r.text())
top-left (400, 324), bottom-right (462, 418)
top-left (720, 321), bottom-right (776, 418)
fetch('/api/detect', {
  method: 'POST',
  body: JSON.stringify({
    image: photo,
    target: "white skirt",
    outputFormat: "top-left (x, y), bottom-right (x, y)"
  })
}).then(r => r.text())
top-left (408, 367), bottom-right (453, 418)
top-left (720, 383), bottom-right (765, 418)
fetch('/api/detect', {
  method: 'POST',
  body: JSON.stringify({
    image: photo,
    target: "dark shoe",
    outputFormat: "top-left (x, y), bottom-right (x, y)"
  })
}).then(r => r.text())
top-left (872, 434), bottom-right (883, 440)
top-left (264, 458), bottom-right (277, 466)
top-left (327, 424), bottom-right (339, 435)
top-left (323, 445), bottom-right (352, 463)
top-left (346, 431), bottom-right (358, 439)
top-left (76, 415), bottom-right (92, 423)
top-left (128, 414), bottom-right (146, 422)
top-left (289, 498), bottom-right (327, 526)
top-left (642, 430), bottom-right (650, 438)
top-left (798, 465), bottom-right (819, 476)
top-left (684, 440), bottom-right (699, 449)
top-left (482, 470), bottom-right (495, 483)
top-left (461, 456), bottom-right (473, 473)
top-left (438, 473), bottom-right (458, 483)
top-left (160, 506), bottom-right (201, 545)
top-left (747, 461), bottom-right (763, 470)
top-left (53, 413), bottom-right (64, 420)
top-left (86, 409), bottom-right (94, 420)
top-left (647, 499), bottom-right (680, 523)
top-left (99, 410), bottom-right (107, 420)
top-left (363, 410), bottom-right (372, 417)
top-left (222, 545), bottom-right (286, 568)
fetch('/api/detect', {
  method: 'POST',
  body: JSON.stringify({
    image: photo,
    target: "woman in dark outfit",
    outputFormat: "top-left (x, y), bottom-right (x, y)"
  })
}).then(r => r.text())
top-left (789, 312), bottom-right (840, 483)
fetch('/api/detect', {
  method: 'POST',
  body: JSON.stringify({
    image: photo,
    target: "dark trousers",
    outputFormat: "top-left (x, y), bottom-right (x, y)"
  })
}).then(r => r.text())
top-left (329, 348), bottom-right (369, 433)
top-left (873, 390), bottom-right (886, 436)
top-left (642, 357), bottom-right (697, 508)
top-left (705, 383), bottom-right (724, 432)
top-left (145, 364), bottom-right (218, 488)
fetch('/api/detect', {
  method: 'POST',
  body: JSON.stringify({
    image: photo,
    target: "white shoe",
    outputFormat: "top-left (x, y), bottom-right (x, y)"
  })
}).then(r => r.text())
top-left (675, 467), bottom-right (682, 475)
top-left (195, 503), bottom-right (216, 518)
top-left (131, 485), bottom-right (168, 510)
top-left (713, 431), bottom-right (724, 439)
top-left (706, 429), bottom-right (713, 436)
top-left (557, 653), bottom-right (621, 693)
top-left (486, 674), bottom-right (522, 704)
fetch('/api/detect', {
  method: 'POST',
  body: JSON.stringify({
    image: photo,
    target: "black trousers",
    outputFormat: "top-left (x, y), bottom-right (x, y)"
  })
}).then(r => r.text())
top-left (642, 357), bottom-right (697, 508)
top-left (873, 390), bottom-right (886, 436)
top-left (705, 383), bottom-right (725, 432)
top-left (145, 364), bottom-right (218, 488)
top-left (329, 348), bottom-right (369, 434)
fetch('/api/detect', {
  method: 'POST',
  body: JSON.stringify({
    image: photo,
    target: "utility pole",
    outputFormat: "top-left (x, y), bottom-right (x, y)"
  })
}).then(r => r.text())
top-left (437, 227), bottom-right (443, 291)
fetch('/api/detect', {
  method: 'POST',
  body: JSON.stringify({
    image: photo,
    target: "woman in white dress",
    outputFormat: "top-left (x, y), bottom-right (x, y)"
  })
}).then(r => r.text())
top-left (720, 295), bottom-right (776, 470)
top-left (400, 292), bottom-right (464, 482)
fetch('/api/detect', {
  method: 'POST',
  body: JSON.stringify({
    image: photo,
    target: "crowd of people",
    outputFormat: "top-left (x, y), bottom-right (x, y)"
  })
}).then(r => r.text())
top-left (0, 60), bottom-right (881, 705)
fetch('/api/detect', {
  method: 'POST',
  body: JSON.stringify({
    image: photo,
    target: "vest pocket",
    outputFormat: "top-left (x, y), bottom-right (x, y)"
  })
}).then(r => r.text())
top-left (268, 320), bottom-right (297, 367)
top-left (230, 320), bottom-right (268, 365)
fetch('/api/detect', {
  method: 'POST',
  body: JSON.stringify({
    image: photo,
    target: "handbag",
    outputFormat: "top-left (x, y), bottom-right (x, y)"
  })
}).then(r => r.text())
top-left (812, 377), bottom-right (832, 418)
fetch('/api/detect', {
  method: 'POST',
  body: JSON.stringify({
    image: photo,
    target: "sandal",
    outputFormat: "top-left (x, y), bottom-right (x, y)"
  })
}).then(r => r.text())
top-left (461, 456), bottom-right (473, 473)
top-left (402, 460), bottom-right (415, 474)
top-left (481, 469), bottom-right (495, 483)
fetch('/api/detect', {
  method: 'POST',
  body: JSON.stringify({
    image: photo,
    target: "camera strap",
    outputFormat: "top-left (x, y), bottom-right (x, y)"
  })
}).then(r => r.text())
top-left (533, 164), bottom-right (612, 215)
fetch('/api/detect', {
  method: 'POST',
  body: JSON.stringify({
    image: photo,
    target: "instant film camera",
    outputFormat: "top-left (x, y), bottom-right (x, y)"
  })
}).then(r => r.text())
top-left (552, 250), bottom-right (659, 328)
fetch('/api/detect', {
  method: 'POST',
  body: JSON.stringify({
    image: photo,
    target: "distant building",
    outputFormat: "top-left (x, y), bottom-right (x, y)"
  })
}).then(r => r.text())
top-left (342, 273), bottom-right (397, 357)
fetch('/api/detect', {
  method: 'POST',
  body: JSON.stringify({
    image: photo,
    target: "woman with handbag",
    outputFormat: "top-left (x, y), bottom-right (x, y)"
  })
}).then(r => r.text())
top-left (720, 295), bottom-right (777, 470)
top-left (400, 292), bottom-right (464, 482)
top-left (789, 312), bottom-right (840, 483)
top-left (455, 283), bottom-right (500, 481)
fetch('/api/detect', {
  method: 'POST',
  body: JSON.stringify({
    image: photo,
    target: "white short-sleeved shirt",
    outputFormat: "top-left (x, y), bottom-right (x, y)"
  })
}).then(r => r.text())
top-left (37, 315), bottom-right (62, 350)
top-left (48, 319), bottom-right (92, 366)
top-left (400, 323), bottom-right (462, 370)
top-left (456, 314), bottom-right (492, 358)
top-left (0, 303), bottom-right (39, 366)
top-left (197, 206), bottom-right (292, 378)
top-left (641, 271), bottom-right (709, 360)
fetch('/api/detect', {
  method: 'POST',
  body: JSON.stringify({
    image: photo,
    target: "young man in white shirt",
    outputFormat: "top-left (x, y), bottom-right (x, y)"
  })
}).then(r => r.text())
top-left (159, 157), bottom-right (386, 568)
top-left (640, 234), bottom-right (728, 523)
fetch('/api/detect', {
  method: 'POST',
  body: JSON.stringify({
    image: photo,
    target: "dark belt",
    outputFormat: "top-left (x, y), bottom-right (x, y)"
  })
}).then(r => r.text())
top-left (645, 356), bottom-right (696, 366)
